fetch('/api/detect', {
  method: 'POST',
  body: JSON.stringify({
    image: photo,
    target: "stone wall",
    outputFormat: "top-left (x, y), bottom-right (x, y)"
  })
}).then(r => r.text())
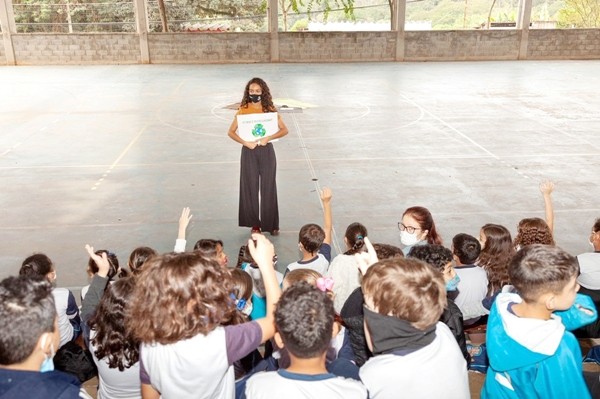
top-left (527, 29), bottom-right (600, 59)
top-left (147, 33), bottom-right (270, 64)
top-left (2, 29), bottom-right (600, 65)
top-left (405, 30), bottom-right (520, 61)
top-left (278, 32), bottom-right (396, 62)
top-left (12, 34), bottom-right (140, 65)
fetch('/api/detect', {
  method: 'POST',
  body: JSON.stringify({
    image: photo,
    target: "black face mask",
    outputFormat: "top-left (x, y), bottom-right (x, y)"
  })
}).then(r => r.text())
top-left (248, 94), bottom-right (261, 103)
top-left (363, 306), bottom-right (437, 355)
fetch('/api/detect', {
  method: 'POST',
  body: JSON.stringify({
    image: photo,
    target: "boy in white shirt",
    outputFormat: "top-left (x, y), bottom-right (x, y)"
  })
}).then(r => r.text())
top-left (245, 282), bottom-right (367, 399)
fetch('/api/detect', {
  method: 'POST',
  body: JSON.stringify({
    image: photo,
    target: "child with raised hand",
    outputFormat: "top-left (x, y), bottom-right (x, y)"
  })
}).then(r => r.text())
top-left (285, 187), bottom-right (333, 276)
top-left (355, 237), bottom-right (469, 399)
top-left (244, 282), bottom-right (367, 399)
top-left (482, 244), bottom-right (598, 399)
top-left (128, 233), bottom-right (281, 399)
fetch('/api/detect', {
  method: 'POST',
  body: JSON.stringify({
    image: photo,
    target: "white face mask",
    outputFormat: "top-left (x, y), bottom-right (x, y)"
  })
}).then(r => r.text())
top-left (400, 230), bottom-right (419, 246)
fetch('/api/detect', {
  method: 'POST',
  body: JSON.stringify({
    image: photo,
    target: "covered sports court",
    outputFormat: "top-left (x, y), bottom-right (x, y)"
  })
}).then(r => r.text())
top-left (1, 60), bottom-right (599, 293)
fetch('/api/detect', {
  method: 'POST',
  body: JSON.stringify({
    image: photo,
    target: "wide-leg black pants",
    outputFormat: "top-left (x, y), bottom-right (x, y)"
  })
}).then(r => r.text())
top-left (239, 143), bottom-right (279, 233)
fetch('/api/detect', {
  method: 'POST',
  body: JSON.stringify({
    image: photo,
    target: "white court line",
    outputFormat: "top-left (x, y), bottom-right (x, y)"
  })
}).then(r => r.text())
top-left (398, 93), bottom-right (500, 160)
top-left (288, 110), bottom-right (342, 255)
top-left (90, 125), bottom-right (148, 190)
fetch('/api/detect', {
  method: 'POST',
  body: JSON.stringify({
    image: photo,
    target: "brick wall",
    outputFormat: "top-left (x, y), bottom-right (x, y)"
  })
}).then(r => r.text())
top-left (405, 30), bottom-right (520, 61)
top-left (2, 29), bottom-right (600, 65)
top-left (12, 34), bottom-right (140, 65)
top-left (527, 29), bottom-right (600, 59)
top-left (147, 33), bottom-right (270, 64)
top-left (279, 32), bottom-right (397, 62)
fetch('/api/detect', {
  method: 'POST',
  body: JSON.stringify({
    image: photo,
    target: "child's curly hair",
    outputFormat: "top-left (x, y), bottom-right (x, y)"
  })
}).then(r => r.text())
top-left (514, 218), bottom-right (555, 247)
top-left (127, 252), bottom-right (237, 344)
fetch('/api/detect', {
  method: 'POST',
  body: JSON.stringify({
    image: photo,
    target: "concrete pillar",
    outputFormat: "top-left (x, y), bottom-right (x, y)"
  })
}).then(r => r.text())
top-left (134, 0), bottom-right (150, 63)
top-left (517, 0), bottom-right (532, 59)
top-left (395, 0), bottom-right (407, 61)
top-left (268, 0), bottom-right (279, 62)
top-left (0, 0), bottom-right (16, 65)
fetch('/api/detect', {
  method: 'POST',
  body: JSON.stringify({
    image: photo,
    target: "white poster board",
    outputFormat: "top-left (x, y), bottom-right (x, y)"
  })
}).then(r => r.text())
top-left (237, 112), bottom-right (279, 142)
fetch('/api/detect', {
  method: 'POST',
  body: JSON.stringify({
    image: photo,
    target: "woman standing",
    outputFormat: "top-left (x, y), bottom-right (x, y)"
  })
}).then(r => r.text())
top-left (228, 77), bottom-right (288, 235)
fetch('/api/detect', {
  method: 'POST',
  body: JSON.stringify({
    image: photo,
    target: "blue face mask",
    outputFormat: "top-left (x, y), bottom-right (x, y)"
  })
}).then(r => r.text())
top-left (445, 274), bottom-right (461, 292)
top-left (39, 334), bottom-right (55, 373)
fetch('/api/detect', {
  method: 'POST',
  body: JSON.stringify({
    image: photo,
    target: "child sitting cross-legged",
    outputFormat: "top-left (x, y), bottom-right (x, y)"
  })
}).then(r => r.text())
top-left (356, 238), bottom-right (470, 399)
top-left (244, 282), bottom-right (367, 399)
top-left (482, 244), bottom-right (598, 399)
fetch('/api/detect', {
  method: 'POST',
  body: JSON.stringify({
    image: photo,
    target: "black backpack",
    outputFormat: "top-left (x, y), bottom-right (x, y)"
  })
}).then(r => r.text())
top-left (53, 341), bottom-right (98, 383)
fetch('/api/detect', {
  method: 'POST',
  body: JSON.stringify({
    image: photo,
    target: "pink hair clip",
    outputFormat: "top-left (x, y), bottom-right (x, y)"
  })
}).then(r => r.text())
top-left (316, 277), bottom-right (334, 292)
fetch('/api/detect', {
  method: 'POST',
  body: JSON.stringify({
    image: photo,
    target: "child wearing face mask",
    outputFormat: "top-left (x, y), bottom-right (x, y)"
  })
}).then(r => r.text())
top-left (398, 206), bottom-right (443, 256)
top-left (408, 244), bottom-right (470, 365)
top-left (0, 275), bottom-right (92, 399)
top-left (356, 242), bottom-right (469, 399)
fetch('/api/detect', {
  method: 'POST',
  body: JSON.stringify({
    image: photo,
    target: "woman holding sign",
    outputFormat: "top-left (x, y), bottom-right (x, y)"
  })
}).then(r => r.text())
top-left (227, 77), bottom-right (288, 236)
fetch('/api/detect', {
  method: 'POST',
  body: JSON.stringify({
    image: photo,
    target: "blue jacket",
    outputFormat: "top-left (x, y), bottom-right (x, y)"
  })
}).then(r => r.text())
top-left (482, 293), bottom-right (596, 399)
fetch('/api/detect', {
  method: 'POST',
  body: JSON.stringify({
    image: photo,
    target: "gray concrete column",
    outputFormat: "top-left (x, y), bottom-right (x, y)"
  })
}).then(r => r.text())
top-left (517, 0), bottom-right (532, 59)
top-left (268, 0), bottom-right (279, 62)
top-left (134, 0), bottom-right (150, 63)
top-left (0, 0), bottom-right (16, 65)
top-left (395, 0), bottom-right (407, 61)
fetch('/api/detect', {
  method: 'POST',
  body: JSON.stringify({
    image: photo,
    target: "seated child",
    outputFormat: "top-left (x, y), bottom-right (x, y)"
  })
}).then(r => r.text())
top-left (0, 275), bottom-right (91, 399)
top-left (173, 207), bottom-right (229, 267)
top-left (482, 244), bottom-right (597, 399)
top-left (237, 243), bottom-right (283, 321)
top-left (285, 187), bottom-right (333, 276)
top-left (19, 254), bottom-right (81, 348)
top-left (358, 250), bottom-right (469, 398)
top-left (129, 233), bottom-right (280, 399)
top-left (452, 233), bottom-right (489, 323)
top-left (408, 244), bottom-right (470, 365)
top-left (244, 282), bottom-right (367, 399)
top-left (271, 269), bottom-right (357, 380)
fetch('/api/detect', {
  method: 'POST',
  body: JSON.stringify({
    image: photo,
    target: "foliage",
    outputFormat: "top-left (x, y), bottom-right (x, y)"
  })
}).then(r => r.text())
top-left (557, 0), bottom-right (600, 27)
top-left (290, 17), bottom-right (309, 29)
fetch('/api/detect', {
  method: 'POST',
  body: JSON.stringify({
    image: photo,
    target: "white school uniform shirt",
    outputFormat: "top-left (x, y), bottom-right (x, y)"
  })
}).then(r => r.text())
top-left (89, 330), bottom-right (141, 399)
top-left (246, 369), bottom-right (367, 399)
top-left (453, 264), bottom-right (489, 319)
top-left (359, 322), bottom-right (469, 399)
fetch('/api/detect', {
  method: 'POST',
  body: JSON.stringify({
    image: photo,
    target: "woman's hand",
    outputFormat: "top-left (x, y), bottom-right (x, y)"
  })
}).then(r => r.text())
top-left (244, 141), bottom-right (258, 149)
top-left (257, 138), bottom-right (269, 146)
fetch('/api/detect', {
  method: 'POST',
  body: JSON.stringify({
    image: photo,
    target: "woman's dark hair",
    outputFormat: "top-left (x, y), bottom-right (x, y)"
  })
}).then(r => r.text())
top-left (19, 254), bottom-right (53, 278)
top-left (594, 218), bottom-right (600, 233)
top-left (88, 250), bottom-right (126, 280)
top-left (478, 224), bottom-right (514, 295)
top-left (240, 77), bottom-right (276, 113)
top-left (88, 277), bottom-right (139, 371)
top-left (344, 222), bottom-right (368, 255)
top-left (403, 206), bottom-right (442, 245)
top-left (193, 239), bottom-right (223, 256)
top-left (128, 247), bottom-right (157, 276)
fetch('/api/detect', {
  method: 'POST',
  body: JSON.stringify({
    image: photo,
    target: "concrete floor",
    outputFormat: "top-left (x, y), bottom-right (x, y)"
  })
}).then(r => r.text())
top-left (1, 60), bottom-right (599, 294)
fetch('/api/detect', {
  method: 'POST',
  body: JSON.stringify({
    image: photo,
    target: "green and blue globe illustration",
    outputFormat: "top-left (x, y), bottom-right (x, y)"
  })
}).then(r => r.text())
top-left (252, 123), bottom-right (266, 138)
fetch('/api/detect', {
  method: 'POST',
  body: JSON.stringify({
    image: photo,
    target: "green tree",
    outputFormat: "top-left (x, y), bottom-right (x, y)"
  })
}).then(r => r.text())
top-left (558, 0), bottom-right (600, 27)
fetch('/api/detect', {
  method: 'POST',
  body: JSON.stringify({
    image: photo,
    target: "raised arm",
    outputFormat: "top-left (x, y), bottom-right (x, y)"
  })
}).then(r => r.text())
top-left (81, 245), bottom-right (110, 325)
top-left (321, 187), bottom-right (333, 246)
top-left (540, 180), bottom-right (555, 234)
top-left (174, 207), bottom-right (192, 253)
top-left (247, 233), bottom-right (282, 343)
